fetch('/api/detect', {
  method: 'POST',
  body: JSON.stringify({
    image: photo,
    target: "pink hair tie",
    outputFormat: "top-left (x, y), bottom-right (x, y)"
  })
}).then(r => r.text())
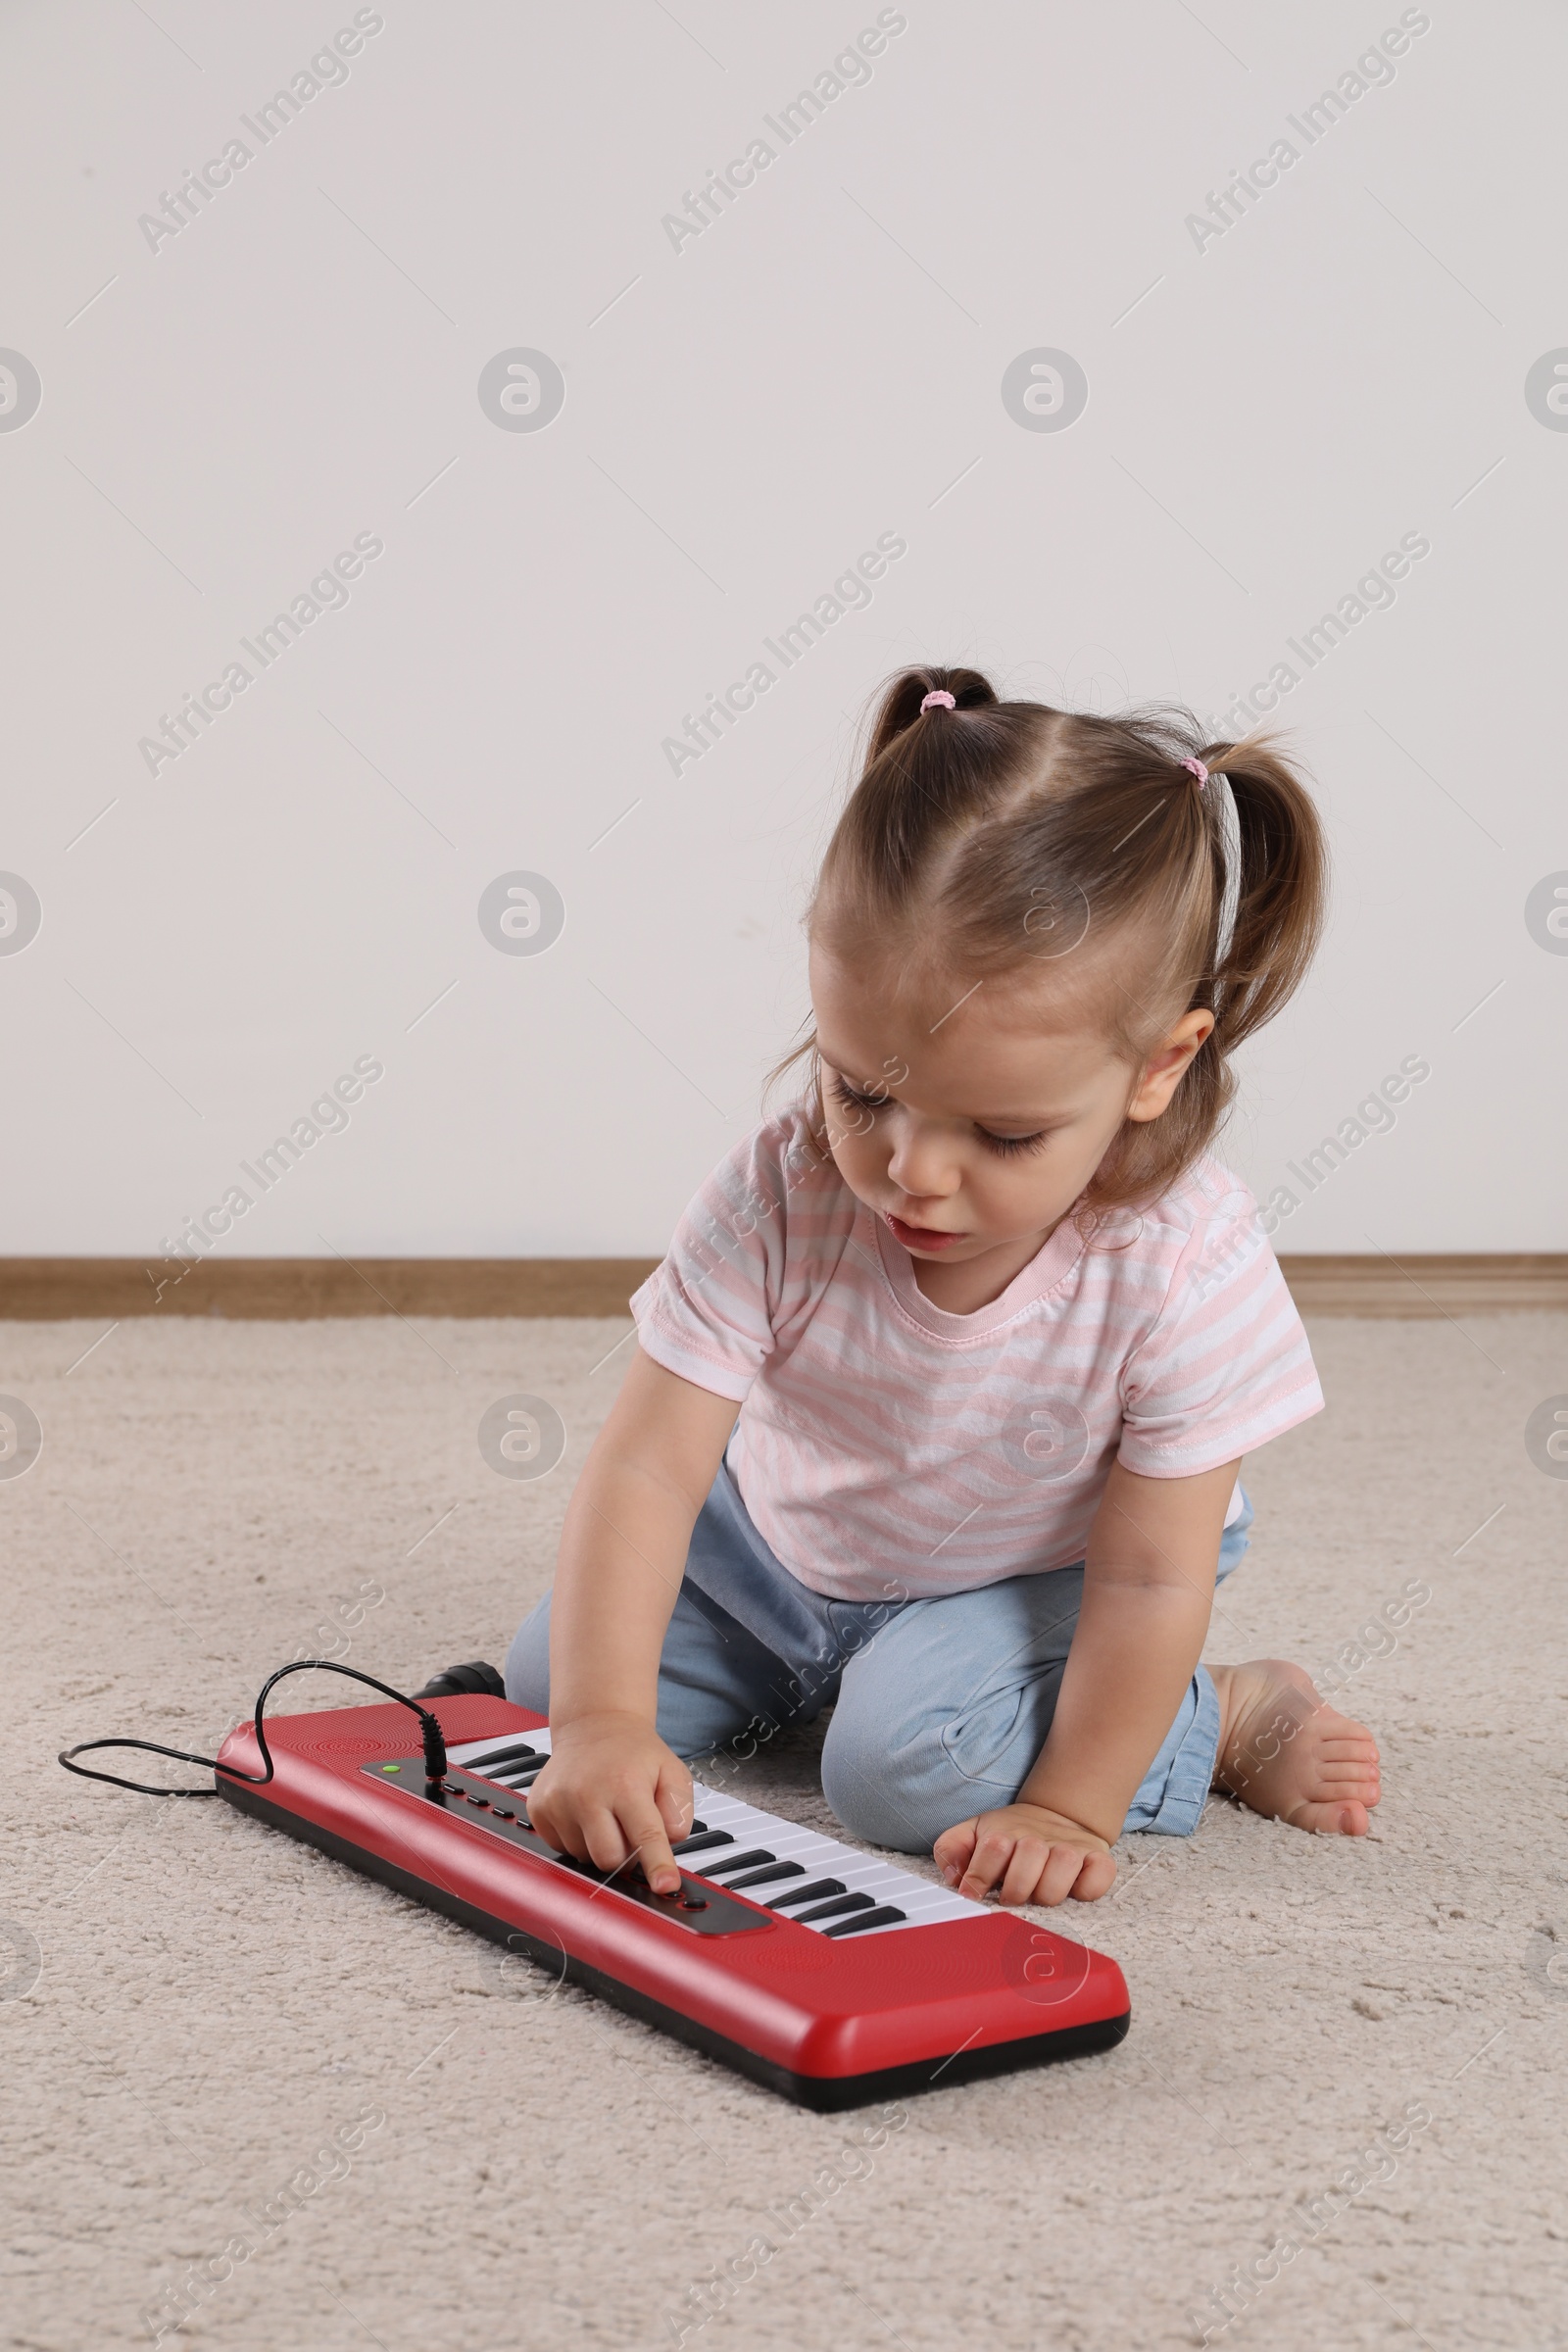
top-left (920, 690), bottom-right (956, 713)
top-left (1181, 757), bottom-right (1208, 788)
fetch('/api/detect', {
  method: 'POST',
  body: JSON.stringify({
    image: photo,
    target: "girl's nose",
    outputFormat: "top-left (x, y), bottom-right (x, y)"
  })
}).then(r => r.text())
top-left (886, 1122), bottom-right (959, 1200)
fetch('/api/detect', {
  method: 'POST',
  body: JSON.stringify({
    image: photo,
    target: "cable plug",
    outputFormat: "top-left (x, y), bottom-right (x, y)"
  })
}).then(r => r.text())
top-left (419, 1711), bottom-right (449, 1785)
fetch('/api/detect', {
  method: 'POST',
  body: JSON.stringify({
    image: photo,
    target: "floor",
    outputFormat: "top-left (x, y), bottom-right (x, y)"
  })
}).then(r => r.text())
top-left (3, 1311), bottom-right (1563, 2352)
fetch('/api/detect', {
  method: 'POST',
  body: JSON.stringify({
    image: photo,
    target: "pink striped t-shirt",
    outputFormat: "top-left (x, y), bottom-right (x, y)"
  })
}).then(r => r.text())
top-left (630, 1104), bottom-right (1322, 1602)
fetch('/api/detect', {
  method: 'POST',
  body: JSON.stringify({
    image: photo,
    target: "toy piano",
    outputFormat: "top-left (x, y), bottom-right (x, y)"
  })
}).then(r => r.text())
top-left (217, 1693), bottom-right (1130, 2108)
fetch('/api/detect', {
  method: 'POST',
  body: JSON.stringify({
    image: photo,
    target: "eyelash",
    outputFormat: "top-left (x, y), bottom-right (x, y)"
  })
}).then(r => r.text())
top-left (976, 1128), bottom-right (1050, 1158)
top-left (828, 1076), bottom-right (1050, 1158)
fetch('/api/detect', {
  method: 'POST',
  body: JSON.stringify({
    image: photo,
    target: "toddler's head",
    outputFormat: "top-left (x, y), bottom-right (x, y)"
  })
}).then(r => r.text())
top-left (797, 665), bottom-right (1326, 1269)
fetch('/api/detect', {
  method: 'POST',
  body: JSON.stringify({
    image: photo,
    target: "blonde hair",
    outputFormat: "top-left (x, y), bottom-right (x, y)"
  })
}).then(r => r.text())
top-left (780, 663), bottom-right (1328, 1213)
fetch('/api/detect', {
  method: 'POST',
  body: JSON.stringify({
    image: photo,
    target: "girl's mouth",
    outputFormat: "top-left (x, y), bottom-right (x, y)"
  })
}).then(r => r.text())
top-left (885, 1210), bottom-right (965, 1252)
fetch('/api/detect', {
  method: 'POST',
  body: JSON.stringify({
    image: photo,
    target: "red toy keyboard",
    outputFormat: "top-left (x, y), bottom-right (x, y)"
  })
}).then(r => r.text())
top-left (217, 1694), bottom-right (1130, 2108)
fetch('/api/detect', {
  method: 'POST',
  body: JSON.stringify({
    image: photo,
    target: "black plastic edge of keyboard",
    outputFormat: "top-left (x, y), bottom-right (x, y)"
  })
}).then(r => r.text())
top-left (217, 1779), bottom-right (1131, 2110)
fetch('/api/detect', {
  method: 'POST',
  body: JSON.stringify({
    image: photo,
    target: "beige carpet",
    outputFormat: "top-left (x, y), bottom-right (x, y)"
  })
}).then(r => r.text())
top-left (3, 1311), bottom-right (1563, 2352)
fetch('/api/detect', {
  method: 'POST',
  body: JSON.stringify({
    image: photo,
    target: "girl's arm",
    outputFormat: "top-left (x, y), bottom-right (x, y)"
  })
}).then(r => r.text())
top-left (525, 1348), bottom-right (739, 1894)
top-left (933, 1456), bottom-right (1241, 1905)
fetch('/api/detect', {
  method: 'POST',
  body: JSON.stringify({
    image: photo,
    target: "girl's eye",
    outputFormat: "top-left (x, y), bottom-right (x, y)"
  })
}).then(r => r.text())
top-left (976, 1126), bottom-right (1050, 1157)
top-left (829, 1072), bottom-right (1049, 1155)
top-left (830, 1076), bottom-right (887, 1114)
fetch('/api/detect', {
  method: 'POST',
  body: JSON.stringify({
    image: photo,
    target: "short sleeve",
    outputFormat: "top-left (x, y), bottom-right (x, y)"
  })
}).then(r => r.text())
top-left (1116, 1197), bottom-right (1323, 1477)
top-left (629, 1121), bottom-right (796, 1403)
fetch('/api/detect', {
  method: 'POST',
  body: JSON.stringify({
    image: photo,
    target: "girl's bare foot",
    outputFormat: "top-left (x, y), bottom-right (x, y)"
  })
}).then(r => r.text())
top-left (1209, 1660), bottom-right (1381, 1835)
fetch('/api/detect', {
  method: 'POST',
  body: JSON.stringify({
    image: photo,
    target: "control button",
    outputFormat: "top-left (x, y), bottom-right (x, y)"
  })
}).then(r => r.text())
top-left (492, 1806), bottom-right (514, 1820)
top-left (441, 1780), bottom-right (464, 1795)
top-left (679, 1896), bottom-right (709, 1911)
top-left (466, 1794), bottom-right (491, 1808)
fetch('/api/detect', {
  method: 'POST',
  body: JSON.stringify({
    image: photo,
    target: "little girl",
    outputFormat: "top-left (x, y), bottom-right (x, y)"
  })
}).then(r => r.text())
top-left (509, 666), bottom-right (1381, 1908)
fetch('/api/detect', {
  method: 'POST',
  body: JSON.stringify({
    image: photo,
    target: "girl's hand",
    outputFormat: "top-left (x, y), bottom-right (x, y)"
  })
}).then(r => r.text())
top-left (933, 1801), bottom-right (1116, 1907)
top-left (525, 1711), bottom-right (694, 1895)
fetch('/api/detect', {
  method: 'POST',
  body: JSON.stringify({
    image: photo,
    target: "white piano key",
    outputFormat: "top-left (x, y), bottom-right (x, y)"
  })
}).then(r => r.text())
top-left (448, 1728), bottom-right (985, 1938)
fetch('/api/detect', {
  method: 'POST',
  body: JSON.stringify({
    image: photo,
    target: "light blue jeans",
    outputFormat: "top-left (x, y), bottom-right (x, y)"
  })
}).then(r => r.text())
top-left (505, 1460), bottom-right (1254, 1855)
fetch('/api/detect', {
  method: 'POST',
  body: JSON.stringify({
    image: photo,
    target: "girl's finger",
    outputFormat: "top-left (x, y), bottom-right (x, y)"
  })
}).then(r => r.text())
top-left (956, 1831), bottom-right (1011, 1901)
top-left (1039, 1842), bottom-right (1090, 1908)
top-left (527, 1772), bottom-right (597, 1862)
top-left (1070, 1850), bottom-right (1117, 1901)
top-left (654, 1760), bottom-right (695, 1843)
top-left (621, 1802), bottom-right (681, 1894)
top-left (579, 1803), bottom-right (637, 1877)
top-left (999, 1840), bottom-right (1052, 1908)
top-left (935, 1819), bottom-right (979, 1885)
top-left (522, 1776), bottom-right (564, 1850)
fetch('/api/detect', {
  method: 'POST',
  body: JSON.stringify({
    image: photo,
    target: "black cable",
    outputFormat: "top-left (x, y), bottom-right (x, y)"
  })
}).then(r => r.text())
top-left (57, 1659), bottom-right (449, 1798)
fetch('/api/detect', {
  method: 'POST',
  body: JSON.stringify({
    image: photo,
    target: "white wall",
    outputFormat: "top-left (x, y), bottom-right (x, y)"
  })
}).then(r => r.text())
top-left (2, 0), bottom-right (1563, 1260)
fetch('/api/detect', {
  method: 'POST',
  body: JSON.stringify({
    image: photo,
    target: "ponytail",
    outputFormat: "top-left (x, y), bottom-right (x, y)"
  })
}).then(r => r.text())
top-left (1203, 734), bottom-right (1328, 1054)
top-left (865, 665), bottom-right (998, 760)
top-left (1094, 728), bottom-right (1326, 1208)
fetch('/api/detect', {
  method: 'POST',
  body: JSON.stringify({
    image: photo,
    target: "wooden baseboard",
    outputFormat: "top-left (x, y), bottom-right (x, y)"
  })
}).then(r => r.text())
top-left (0, 1258), bottom-right (662, 1320)
top-left (1276, 1253), bottom-right (1568, 1316)
top-left (0, 1255), bottom-right (1562, 1321)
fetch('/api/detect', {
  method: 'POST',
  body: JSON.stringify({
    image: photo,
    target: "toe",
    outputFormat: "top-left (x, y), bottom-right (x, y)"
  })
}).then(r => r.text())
top-left (1286, 1798), bottom-right (1370, 1836)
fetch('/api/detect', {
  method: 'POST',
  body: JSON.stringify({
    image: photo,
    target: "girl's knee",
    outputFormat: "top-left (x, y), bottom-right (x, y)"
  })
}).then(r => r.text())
top-left (504, 1593), bottom-right (552, 1713)
top-left (819, 1711), bottom-right (955, 1855)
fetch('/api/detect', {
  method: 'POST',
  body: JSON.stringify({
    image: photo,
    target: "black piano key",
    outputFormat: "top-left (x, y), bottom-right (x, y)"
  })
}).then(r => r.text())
top-left (671, 1830), bottom-right (733, 1858)
top-left (723, 1860), bottom-right (806, 1892)
top-left (793, 1891), bottom-right (876, 1924)
top-left (697, 1848), bottom-right (774, 1879)
top-left (766, 1878), bottom-right (848, 1911)
top-left (467, 1742), bottom-right (541, 1771)
top-left (822, 1905), bottom-right (907, 1937)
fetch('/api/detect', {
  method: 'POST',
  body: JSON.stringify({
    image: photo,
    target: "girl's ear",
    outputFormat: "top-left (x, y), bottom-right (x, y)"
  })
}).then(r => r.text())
top-left (1125, 1009), bottom-right (1215, 1123)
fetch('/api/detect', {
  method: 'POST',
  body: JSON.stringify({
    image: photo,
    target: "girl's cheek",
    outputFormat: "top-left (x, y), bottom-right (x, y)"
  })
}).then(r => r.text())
top-left (828, 1126), bottom-right (883, 1191)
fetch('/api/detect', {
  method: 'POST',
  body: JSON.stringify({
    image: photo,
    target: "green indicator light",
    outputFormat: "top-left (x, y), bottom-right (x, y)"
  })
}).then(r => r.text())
top-left (381, 1763), bottom-right (401, 1773)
